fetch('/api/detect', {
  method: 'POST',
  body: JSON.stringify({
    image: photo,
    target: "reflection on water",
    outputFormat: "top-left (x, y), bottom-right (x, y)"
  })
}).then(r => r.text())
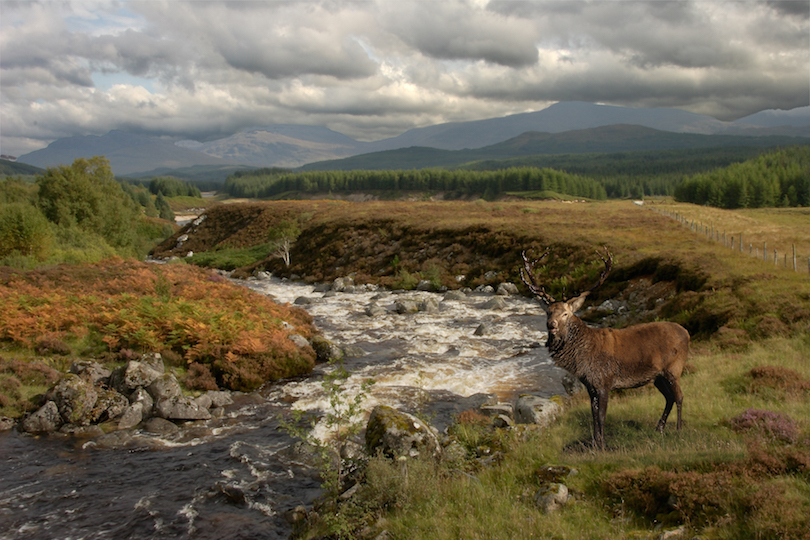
top-left (0, 277), bottom-right (562, 539)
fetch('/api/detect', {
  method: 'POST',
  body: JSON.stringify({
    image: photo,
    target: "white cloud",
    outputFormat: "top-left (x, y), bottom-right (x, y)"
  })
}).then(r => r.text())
top-left (1, 0), bottom-right (807, 156)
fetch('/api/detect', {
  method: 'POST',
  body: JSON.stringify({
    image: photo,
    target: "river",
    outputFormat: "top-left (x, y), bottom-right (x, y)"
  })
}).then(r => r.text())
top-left (0, 277), bottom-right (562, 539)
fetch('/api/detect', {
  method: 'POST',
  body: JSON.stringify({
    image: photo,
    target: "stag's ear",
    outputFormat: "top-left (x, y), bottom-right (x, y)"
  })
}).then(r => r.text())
top-left (567, 291), bottom-right (590, 312)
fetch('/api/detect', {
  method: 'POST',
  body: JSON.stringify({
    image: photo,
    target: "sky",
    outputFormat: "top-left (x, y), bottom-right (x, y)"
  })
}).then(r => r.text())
top-left (1, 0), bottom-right (809, 157)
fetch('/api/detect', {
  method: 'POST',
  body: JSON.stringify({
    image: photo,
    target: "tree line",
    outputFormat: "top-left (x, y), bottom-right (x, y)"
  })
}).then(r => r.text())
top-left (674, 146), bottom-right (810, 208)
top-left (222, 167), bottom-right (608, 200)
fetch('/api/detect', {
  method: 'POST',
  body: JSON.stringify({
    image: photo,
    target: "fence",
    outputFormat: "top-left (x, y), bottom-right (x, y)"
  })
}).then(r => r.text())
top-left (651, 207), bottom-right (810, 275)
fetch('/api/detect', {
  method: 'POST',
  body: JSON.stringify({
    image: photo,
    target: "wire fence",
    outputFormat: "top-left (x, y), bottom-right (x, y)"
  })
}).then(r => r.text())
top-left (651, 207), bottom-right (810, 275)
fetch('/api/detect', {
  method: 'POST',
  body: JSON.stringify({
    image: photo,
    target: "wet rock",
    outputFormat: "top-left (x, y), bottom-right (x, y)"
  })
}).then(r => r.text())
top-left (416, 280), bottom-right (434, 291)
top-left (419, 298), bottom-right (439, 313)
top-left (140, 353), bottom-right (165, 374)
top-left (194, 393), bottom-right (213, 410)
top-left (53, 374), bottom-right (99, 426)
top-left (515, 395), bottom-right (562, 427)
top-left (294, 296), bottom-right (317, 305)
top-left (206, 390), bottom-right (234, 408)
top-left (21, 401), bottom-right (63, 433)
top-left (365, 303), bottom-right (388, 317)
top-left (118, 402), bottom-right (144, 430)
top-left (496, 283), bottom-right (519, 296)
top-left (69, 361), bottom-right (111, 384)
top-left (480, 403), bottom-right (514, 420)
top-left (394, 300), bottom-right (420, 314)
top-left (331, 276), bottom-right (354, 292)
top-left (94, 430), bottom-right (135, 449)
top-left (365, 405), bottom-right (441, 460)
top-left (479, 297), bottom-right (507, 310)
top-left (474, 322), bottom-right (493, 336)
top-left (442, 290), bottom-right (467, 301)
top-left (311, 335), bottom-right (343, 363)
top-left (0, 416), bottom-right (15, 432)
top-left (147, 373), bottom-right (183, 402)
top-left (534, 483), bottom-right (569, 513)
top-left (491, 414), bottom-right (514, 428)
top-left (155, 395), bottom-right (212, 421)
top-left (343, 345), bottom-right (367, 358)
top-left (474, 284), bottom-right (495, 294)
top-left (59, 424), bottom-right (105, 438)
top-left (313, 283), bottom-right (331, 293)
top-left (142, 417), bottom-right (180, 435)
top-left (561, 373), bottom-right (584, 396)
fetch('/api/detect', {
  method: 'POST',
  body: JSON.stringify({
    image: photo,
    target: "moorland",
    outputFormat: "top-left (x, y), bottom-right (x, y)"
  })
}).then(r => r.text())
top-left (1, 148), bottom-right (810, 538)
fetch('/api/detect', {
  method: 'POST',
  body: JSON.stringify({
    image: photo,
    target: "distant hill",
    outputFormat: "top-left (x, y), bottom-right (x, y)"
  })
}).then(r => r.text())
top-left (300, 125), bottom-right (810, 171)
top-left (17, 130), bottom-right (239, 176)
top-left (123, 164), bottom-right (258, 185)
top-left (15, 102), bottom-right (810, 175)
top-left (0, 159), bottom-right (43, 176)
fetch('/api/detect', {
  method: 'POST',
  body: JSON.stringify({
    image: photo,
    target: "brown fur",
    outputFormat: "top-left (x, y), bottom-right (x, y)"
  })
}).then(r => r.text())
top-left (545, 295), bottom-right (689, 449)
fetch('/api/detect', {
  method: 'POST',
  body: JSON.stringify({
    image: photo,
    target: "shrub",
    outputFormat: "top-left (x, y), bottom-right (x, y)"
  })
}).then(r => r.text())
top-left (183, 363), bottom-right (219, 391)
top-left (0, 202), bottom-right (53, 260)
top-left (730, 408), bottom-right (799, 444)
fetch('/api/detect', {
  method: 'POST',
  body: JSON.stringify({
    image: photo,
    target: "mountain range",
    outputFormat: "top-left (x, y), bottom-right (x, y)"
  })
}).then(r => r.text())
top-left (15, 101), bottom-right (810, 176)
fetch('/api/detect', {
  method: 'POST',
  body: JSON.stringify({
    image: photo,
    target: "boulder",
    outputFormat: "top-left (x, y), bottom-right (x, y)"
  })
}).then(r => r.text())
top-left (147, 373), bottom-right (183, 402)
top-left (69, 361), bottom-right (111, 384)
top-left (0, 416), bottom-right (15, 432)
top-left (416, 280), bottom-right (434, 291)
top-left (91, 388), bottom-right (129, 422)
top-left (365, 405), bottom-right (441, 460)
top-left (332, 276), bottom-right (354, 292)
top-left (155, 395), bottom-right (212, 421)
top-left (419, 298), bottom-right (439, 313)
top-left (514, 395), bottom-right (562, 427)
top-left (311, 335), bottom-right (343, 363)
top-left (110, 360), bottom-right (162, 394)
top-left (206, 390), bottom-right (234, 408)
top-left (479, 297), bottom-right (507, 310)
top-left (365, 303), bottom-right (388, 317)
top-left (534, 483), bottom-right (569, 513)
top-left (288, 333), bottom-right (310, 348)
top-left (142, 417), bottom-right (180, 435)
top-left (21, 401), bottom-right (63, 433)
top-left (129, 387), bottom-right (154, 417)
top-left (394, 300), bottom-right (419, 314)
top-left (118, 402), bottom-right (144, 430)
top-left (496, 283), bottom-right (519, 296)
top-left (52, 374), bottom-right (99, 426)
top-left (442, 290), bottom-right (467, 301)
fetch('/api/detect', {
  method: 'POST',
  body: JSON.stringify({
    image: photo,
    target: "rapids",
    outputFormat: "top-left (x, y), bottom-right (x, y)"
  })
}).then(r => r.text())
top-left (0, 277), bottom-right (562, 539)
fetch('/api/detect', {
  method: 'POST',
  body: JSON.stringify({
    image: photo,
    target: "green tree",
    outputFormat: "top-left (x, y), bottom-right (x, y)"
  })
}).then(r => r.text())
top-left (0, 202), bottom-right (54, 260)
top-left (155, 191), bottom-right (174, 222)
top-left (36, 157), bottom-right (142, 252)
top-left (267, 219), bottom-right (301, 267)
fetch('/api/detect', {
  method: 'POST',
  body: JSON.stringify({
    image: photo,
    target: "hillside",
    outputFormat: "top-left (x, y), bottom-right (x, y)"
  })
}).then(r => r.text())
top-left (0, 160), bottom-right (43, 177)
top-left (300, 126), bottom-right (810, 171)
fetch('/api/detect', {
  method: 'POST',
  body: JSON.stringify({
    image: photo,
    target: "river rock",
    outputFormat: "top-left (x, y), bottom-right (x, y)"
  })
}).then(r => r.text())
top-left (142, 417), bottom-right (180, 435)
top-left (288, 333), bottom-right (310, 348)
top-left (69, 361), bottom-right (111, 384)
top-left (206, 390), bottom-right (234, 408)
top-left (0, 416), bottom-right (15, 432)
top-left (365, 303), bottom-right (388, 317)
top-left (419, 298), bottom-right (439, 313)
top-left (416, 280), bottom-right (434, 291)
top-left (311, 335), bottom-right (343, 363)
top-left (514, 395), bottom-right (562, 427)
top-left (365, 405), bottom-right (441, 460)
top-left (496, 283), bottom-right (519, 296)
top-left (147, 373), bottom-right (183, 401)
top-left (155, 395), bottom-right (212, 421)
top-left (534, 483), bottom-right (569, 513)
top-left (140, 352), bottom-right (165, 374)
top-left (129, 386), bottom-right (154, 417)
top-left (110, 360), bottom-right (162, 394)
top-left (442, 290), bottom-right (467, 301)
top-left (117, 402), bottom-right (144, 430)
top-left (53, 374), bottom-right (99, 426)
top-left (21, 400), bottom-right (63, 433)
top-left (394, 300), bottom-right (419, 314)
top-left (480, 403), bottom-right (514, 420)
top-left (479, 297), bottom-right (507, 310)
top-left (331, 276), bottom-right (354, 292)
top-left (91, 388), bottom-right (129, 422)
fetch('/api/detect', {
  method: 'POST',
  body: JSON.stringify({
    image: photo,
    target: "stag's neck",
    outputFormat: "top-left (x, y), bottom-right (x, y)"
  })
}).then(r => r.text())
top-left (547, 317), bottom-right (600, 376)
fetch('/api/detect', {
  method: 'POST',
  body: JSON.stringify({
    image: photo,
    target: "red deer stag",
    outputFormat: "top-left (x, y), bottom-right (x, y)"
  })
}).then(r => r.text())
top-left (521, 248), bottom-right (689, 449)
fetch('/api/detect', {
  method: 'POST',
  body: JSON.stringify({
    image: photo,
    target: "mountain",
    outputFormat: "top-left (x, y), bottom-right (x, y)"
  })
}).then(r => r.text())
top-left (300, 125), bottom-right (810, 171)
top-left (17, 130), bottom-right (238, 176)
top-left (15, 102), bottom-right (810, 175)
top-left (176, 125), bottom-right (368, 168)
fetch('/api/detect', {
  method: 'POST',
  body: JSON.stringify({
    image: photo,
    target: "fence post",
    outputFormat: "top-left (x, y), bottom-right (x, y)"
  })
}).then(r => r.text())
top-left (764, 242), bottom-right (767, 261)
top-left (793, 244), bottom-right (796, 271)
top-left (774, 249), bottom-right (778, 266)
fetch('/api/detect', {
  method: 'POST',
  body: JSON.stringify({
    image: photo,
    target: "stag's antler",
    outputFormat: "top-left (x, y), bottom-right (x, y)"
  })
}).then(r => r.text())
top-left (581, 246), bottom-right (613, 297)
top-left (520, 249), bottom-right (557, 305)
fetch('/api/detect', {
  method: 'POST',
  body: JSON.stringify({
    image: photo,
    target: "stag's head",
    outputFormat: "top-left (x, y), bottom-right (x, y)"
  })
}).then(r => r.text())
top-left (520, 247), bottom-right (613, 342)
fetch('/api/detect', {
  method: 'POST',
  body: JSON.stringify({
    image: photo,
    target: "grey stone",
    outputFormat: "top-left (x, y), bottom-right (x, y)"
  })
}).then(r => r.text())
top-left (480, 403), bottom-right (514, 420)
top-left (479, 297), bottom-right (507, 310)
top-left (534, 483), bottom-right (569, 513)
top-left (69, 361), bottom-right (111, 384)
top-left (515, 395), bottom-right (562, 427)
top-left (194, 393), bottom-right (213, 410)
top-left (394, 300), bottom-right (420, 314)
top-left (147, 373), bottom-right (183, 402)
top-left (53, 374), bottom-right (98, 426)
top-left (111, 361), bottom-right (162, 394)
top-left (416, 280), bottom-right (433, 291)
top-left (91, 388), bottom-right (129, 422)
top-left (288, 333), bottom-right (310, 348)
top-left (155, 396), bottom-right (212, 420)
top-left (206, 390), bottom-right (234, 408)
top-left (419, 298), bottom-right (439, 313)
top-left (365, 303), bottom-right (388, 317)
top-left (129, 387), bottom-right (154, 417)
top-left (496, 283), bottom-right (519, 296)
top-left (331, 277), bottom-right (354, 292)
top-left (0, 416), bottom-right (15, 432)
top-left (142, 417), bottom-right (179, 435)
top-left (21, 401), bottom-right (63, 433)
top-left (118, 402), bottom-right (144, 430)
top-left (365, 405), bottom-right (441, 460)
top-left (311, 335), bottom-right (343, 363)
top-left (442, 290), bottom-right (467, 301)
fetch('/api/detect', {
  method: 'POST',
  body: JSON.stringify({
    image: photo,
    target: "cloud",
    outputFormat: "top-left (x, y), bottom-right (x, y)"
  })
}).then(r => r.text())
top-left (0, 0), bottom-right (807, 156)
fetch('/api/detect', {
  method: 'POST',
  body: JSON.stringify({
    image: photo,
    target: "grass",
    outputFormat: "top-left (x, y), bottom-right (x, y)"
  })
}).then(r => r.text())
top-left (307, 336), bottom-right (809, 539)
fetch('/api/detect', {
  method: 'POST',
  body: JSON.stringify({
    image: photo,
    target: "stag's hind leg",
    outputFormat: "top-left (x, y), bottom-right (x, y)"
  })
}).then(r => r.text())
top-left (654, 373), bottom-right (683, 432)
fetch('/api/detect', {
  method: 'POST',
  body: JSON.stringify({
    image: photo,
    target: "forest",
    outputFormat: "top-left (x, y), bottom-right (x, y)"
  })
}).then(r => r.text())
top-left (674, 146), bottom-right (810, 208)
top-left (222, 166), bottom-right (608, 200)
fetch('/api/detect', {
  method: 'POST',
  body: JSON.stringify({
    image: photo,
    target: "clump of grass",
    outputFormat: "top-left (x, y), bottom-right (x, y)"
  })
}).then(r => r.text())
top-left (729, 408), bottom-right (800, 444)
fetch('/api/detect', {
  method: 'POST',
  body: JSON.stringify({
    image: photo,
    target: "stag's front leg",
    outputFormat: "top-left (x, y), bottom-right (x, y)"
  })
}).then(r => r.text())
top-left (585, 383), bottom-right (608, 450)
